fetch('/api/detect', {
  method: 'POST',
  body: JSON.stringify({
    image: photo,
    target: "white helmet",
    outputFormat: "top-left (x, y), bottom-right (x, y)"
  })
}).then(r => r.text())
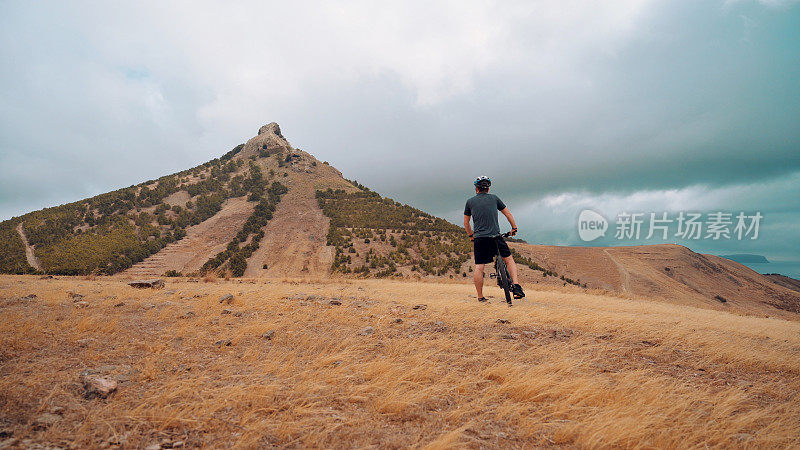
top-left (474, 176), bottom-right (491, 189)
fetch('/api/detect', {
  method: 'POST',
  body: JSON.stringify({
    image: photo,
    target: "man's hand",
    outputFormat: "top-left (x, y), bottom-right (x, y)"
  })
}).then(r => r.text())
top-left (464, 215), bottom-right (474, 241)
top-left (500, 208), bottom-right (518, 236)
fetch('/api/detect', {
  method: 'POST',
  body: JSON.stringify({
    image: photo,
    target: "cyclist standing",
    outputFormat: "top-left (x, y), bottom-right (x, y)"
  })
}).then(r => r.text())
top-left (464, 176), bottom-right (525, 303)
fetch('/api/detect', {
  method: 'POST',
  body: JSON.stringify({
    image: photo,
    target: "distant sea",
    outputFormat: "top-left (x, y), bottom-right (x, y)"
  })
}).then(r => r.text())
top-left (739, 261), bottom-right (800, 280)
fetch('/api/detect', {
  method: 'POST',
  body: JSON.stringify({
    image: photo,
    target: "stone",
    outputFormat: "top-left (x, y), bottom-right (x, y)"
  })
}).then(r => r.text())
top-left (74, 301), bottom-right (89, 308)
top-left (500, 334), bottom-right (519, 340)
top-left (393, 318), bottom-right (403, 324)
top-left (221, 309), bottom-right (232, 315)
top-left (522, 331), bottom-right (537, 338)
top-left (172, 441), bottom-right (185, 448)
top-left (233, 311), bottom-right (243, 317)
top-left (359, 326), bottom-right (375, 336)
top-left (21, 294), bottom-right (37, 301)
top-left (81, 374), bottom-right (118, 399)
top-left (67, 291), bottom-right (84, 300)
top-left (262, 330), bottom-right (275, 340)
top-left (114, 302), bottom-right (125, 307)
top-left (329, 299), bottom-right (342, 306)
top-left (180, 311), bottom-right (195, 319)
top-left (496, 319), bottom-right (510, 324)
top-left (128, 279), bottom-right (165, 289)
top-left (214, 339), bottom-right (232, 347)
top-left (144, 444), bottom-right (162, 450)
top-left (218, 294), bottom-right (234, 304)
top-left (412, 304), bottom-right (427, 310)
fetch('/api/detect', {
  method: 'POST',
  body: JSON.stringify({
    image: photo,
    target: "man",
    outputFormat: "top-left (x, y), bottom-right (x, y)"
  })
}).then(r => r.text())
top-left (463, 176), bottom-right (525, 304)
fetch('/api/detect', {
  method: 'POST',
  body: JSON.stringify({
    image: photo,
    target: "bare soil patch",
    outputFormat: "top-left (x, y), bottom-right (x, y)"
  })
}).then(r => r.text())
top-left (120, 197), bottom-right (255, 277)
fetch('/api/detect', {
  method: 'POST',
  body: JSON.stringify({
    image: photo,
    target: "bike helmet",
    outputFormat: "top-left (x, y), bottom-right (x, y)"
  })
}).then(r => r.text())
top-left (474, 176), bottom-right (491, 190)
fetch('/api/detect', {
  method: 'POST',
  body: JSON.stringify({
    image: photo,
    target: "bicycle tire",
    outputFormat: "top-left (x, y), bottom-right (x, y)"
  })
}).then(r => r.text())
top-left (495, 257), bottom-right (512, 304)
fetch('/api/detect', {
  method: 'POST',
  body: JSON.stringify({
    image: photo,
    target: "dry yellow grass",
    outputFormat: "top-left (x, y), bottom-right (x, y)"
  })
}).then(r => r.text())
top-left (1, 275), bottom-right (799, 448)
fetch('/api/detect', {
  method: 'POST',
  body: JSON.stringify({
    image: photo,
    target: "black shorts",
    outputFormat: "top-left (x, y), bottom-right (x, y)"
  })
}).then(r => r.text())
top-left (473, 236), bottom-right (511, 265)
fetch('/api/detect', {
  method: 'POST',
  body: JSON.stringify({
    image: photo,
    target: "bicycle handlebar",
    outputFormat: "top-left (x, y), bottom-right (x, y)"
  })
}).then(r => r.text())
top-left (492, 231), bottom-right (514, 238)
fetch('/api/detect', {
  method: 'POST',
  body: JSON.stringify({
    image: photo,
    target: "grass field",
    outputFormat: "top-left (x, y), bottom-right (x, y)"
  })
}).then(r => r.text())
top-left (1, 275), bottom-right (799, 448)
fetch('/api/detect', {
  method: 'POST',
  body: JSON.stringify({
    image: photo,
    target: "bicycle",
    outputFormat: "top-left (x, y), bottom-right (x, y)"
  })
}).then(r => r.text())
top-left (488, 231), bottom-right (514, 306)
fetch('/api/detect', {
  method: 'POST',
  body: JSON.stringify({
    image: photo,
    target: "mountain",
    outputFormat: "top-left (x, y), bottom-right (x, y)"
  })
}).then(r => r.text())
top-left (720, 254), bottom-right (770, 263)
top-left (0, 123), bottom-right (470, 280)
top-left (1, 122), bottom-right (798, 319)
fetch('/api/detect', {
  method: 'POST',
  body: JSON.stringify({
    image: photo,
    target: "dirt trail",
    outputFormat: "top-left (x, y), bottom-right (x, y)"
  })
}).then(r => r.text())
top-left (244, 177), bottom-right (333, 278)
top-left (120, 197), bottom-right (255, 278)
top-left (604, 249), bottom-right (631, 293)
top-left (16, 223), bottom-right (42, 271)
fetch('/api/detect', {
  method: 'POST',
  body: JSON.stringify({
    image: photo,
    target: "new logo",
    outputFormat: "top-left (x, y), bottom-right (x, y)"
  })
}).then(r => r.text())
top-left (578, 209), bottom-right (608, 242)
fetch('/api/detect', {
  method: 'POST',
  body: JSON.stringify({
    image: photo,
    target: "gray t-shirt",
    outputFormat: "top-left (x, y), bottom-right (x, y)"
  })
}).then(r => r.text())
top-left (464, 193), bottom-right (507, 238)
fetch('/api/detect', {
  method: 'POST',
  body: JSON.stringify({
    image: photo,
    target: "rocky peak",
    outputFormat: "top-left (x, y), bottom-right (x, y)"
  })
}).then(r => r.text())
top-left (239, 121), bottom-right (291, 159)
top-left (259, 122), bottom-right (284, 139)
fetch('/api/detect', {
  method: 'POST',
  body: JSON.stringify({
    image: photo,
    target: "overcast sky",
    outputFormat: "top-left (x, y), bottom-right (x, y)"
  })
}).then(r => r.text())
top-left (1, 1), bottom-right (798, 270)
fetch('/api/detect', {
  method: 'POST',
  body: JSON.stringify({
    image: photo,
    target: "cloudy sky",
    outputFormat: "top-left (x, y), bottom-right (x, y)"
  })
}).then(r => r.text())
top-left (1, 1), bottom-right (798, 272)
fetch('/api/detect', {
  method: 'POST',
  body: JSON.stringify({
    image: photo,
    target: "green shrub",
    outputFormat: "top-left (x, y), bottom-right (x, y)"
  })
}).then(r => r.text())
top-left (0, 220), bottom-right (34, 274)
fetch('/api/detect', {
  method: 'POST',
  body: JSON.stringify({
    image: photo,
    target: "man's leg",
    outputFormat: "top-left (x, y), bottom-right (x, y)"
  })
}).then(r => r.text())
top-left (502, 255), bottom-right (520, 285)
top-left (474, 264), bottom-right (485, 298)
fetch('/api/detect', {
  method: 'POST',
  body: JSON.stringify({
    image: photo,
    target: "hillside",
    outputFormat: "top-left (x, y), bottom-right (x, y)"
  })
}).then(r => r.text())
top-left (511, 243), bottom-right (800, 319)
top-left (766, 273), bottom-right (800, 293)
top-left (1, 275), bottom-right (799, 448)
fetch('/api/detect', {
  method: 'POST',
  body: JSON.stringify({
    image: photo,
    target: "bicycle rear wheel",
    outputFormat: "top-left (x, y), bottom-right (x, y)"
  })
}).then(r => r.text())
top-left (495, 257), bottom-right (512, 304)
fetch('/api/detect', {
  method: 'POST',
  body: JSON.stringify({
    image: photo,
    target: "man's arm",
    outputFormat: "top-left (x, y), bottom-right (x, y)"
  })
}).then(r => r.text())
top-left (500, 207), bottom-right (518, 235)
top-left (463, 215), bottom-right (474, 240)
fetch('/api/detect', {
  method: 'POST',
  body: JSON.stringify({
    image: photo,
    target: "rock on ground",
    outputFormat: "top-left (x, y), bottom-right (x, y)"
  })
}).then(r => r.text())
top-left (81, 373), bottom-right (118, 399)
top-left (128, 279), bottom-right (165, 289)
